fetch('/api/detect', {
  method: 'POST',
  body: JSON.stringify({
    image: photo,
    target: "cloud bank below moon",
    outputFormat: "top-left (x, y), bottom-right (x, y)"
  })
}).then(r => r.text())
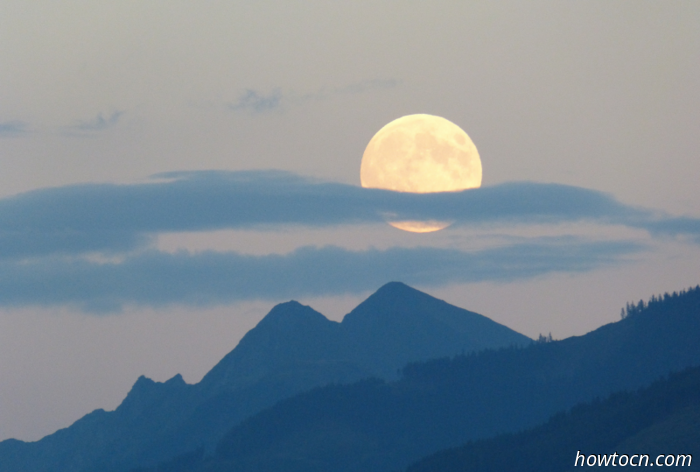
top-left (0, 169), bottom-right (695, 260)
top-left (0, 170), bottom-right (696, 311)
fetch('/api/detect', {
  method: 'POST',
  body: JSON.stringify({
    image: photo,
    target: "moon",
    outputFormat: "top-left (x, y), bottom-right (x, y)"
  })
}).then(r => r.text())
top-left (360, 114), bottom-right (482, 232)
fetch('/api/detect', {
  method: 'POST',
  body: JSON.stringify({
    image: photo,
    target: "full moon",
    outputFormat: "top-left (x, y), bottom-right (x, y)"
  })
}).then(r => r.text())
top-left (360, 114), bottom-right (482, 232)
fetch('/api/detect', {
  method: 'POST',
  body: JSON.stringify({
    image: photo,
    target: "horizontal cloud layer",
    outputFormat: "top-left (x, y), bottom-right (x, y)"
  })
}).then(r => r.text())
top-left (0, 170), bottom-right (693, 310)
top-left (0, 238), bottom-right (641, 312)
top-left (0, 170), bottom-right (693, 260)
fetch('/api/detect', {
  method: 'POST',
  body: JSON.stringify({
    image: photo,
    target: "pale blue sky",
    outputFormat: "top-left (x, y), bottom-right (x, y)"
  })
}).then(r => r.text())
top-left (1, 1), bottom-right (699, 442)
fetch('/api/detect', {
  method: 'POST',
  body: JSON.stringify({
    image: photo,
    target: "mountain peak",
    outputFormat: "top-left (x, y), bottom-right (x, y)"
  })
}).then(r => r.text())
top-left (374, 281), bottom-right (421, 298)
top-left (198, 300), bottom-right (341, 392)
top-left (117, 374), bottom-right (188, 418)
top-left (344, 282), bottom-right (446, 321)
top-left (255, 300), bottom-right (329, 330)
top-left (340, 282), bottom-right (531, 378)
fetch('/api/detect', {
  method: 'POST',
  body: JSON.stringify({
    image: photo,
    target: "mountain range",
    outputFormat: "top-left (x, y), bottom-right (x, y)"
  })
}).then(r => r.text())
top-left (3, 283), bottom-right (699, 472)
top-left (170, 285), bottom-right (700, 472)
top-left (0, 282), bottom-right (530, 472)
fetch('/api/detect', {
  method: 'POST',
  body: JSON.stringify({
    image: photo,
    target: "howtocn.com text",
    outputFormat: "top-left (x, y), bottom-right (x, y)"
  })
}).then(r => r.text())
top-left (575, 451), bottom-right (692, 467)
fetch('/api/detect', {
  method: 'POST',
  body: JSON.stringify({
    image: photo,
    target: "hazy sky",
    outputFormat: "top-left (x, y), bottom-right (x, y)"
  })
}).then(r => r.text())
top-left (1, 1), bottom-right (699, 442)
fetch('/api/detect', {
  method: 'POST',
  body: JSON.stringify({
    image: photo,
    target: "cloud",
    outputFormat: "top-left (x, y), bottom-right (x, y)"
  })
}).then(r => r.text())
top-left (228, 79), bottom-right (400, 113)
top-left (0, 170), bottom-right (696, 261)
top-left (0, 238), bottom-right (642, 312)
top-left (2, 169), bottom-right (694, 311)
top-left (228, 89), bottom-right (283, 113)
top-left (0, 121), bottom-right (29, 137)
top-left (644, 216), bottom-right (700, 244)
top-left (62, 111), bottom-right (123, 136)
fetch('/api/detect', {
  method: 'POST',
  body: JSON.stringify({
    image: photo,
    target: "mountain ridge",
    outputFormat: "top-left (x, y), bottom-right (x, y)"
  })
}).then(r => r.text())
top-left (0, 282), bottom-right (531, 472)
top-left (194, 285), bottom-right (700, 472)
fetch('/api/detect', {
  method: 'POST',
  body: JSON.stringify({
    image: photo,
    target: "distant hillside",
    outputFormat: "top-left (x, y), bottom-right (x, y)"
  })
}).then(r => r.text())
top-left (407, 366), bottom-right (700, 472)
top-left (185, 286), bottom-right (700, 472)
top-left (0, 282), bottom-right (529, 472)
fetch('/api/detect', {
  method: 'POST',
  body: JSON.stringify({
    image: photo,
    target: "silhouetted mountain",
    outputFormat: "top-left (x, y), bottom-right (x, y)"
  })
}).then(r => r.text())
top-left (341, 282), bottom-right (530, 378)
top-left (188, 285), bottom-right (700, 472)
top-left (0, 282), bottom-right (529, 472)
top-left (407, 366), bottom-right (700, 472)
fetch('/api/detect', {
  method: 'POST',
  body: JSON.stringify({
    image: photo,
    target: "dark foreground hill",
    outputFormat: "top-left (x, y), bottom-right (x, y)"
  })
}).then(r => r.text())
top-left (178, 286), bottom-right (700, 472)
top-left (407, 366), bottom-right (700, 472)
top-left (0, 282), bottom-right (529, 472)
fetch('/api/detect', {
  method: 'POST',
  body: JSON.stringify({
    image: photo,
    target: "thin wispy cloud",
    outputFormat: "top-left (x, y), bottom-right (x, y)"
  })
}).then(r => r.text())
top-left (62, 111), bottom-right (123, 136)
top-left (0, 120), bottom-right (29, 137)
top-left (0, 238), bottom-right (641, 312)
top-left (229, 89), bottom-right (283, 113)
top-left (228, 79), bottom-right (400, 114)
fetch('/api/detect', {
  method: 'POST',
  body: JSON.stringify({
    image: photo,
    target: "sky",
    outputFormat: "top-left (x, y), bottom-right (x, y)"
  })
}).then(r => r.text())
top-left (1, 1), bottom-right (699, 442)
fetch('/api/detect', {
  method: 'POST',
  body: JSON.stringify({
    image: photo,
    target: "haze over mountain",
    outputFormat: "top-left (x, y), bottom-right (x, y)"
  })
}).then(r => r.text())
top-left (0, 282), bottom-right (530, 472)
top-left (180, 285), bottom-right (700, 472)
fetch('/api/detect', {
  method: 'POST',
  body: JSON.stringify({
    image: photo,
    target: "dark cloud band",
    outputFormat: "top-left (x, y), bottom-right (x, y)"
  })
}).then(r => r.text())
top-left (0, 239), bottom-right (641, 312)
top-left (0, 170), bottom-right (688, 260)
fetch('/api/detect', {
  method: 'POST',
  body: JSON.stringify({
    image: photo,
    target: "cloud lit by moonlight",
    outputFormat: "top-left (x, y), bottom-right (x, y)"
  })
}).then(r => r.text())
top-left (360, 114), bottom-right (482, 232)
